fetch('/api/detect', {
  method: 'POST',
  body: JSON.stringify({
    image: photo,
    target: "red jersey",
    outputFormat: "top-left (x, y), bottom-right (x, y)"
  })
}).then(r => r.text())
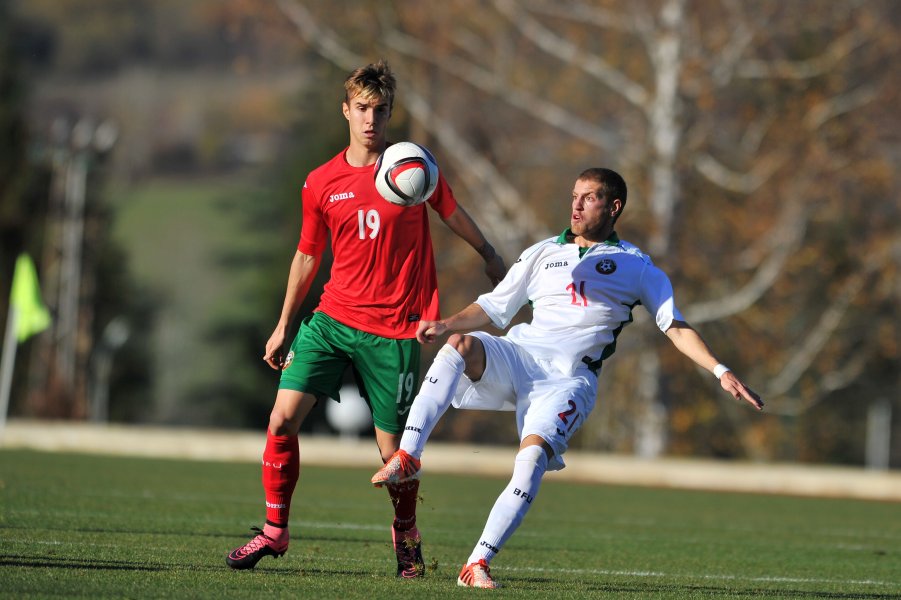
top-left (298, 147), bottom-right (458, 339)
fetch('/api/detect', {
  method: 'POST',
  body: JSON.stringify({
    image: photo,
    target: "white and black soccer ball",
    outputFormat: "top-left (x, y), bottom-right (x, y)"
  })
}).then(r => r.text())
top-left (373, 141), bottom-right (439, 207)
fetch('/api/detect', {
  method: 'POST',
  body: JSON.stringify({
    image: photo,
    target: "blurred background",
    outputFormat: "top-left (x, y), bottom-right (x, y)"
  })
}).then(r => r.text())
top-left (1, 0), bottom-right (898, 468)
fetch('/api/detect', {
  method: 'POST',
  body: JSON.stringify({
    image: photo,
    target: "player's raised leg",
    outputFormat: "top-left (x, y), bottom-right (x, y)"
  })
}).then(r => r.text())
top-left (226, 390), bottom-right (315, 569)
top-left (372, 343), bottom-right (468, 486)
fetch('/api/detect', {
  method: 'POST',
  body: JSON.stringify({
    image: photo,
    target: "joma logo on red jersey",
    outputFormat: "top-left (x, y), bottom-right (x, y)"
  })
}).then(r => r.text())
top-left (328, 192), bottom-right (355, 202)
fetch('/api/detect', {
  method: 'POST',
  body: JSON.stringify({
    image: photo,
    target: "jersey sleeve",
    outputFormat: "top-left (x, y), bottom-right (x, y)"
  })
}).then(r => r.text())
top-left (475, 240), bottom-right (547, 329)
top-left (297, 178), bottom-right (328, 255)
top-left (639, 263), bottom-right (684, 333)
top-left (426, 172), bottom-right (458, 220)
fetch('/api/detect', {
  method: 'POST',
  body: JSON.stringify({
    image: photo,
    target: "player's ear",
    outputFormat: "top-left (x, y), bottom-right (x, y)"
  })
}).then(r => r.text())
top-left (610, 198), bottom-right (623, 218)
top-left (342, 101), bottom-right (350, 121)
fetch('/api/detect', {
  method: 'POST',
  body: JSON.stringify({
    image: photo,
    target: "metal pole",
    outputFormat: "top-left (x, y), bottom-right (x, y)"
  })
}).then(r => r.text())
top-left (865, 398), bottom-right (892, 471)
top-left (88, 317), bottom-right (129, 422)
top-left (56, 150), bottom-right (88, 391)
top-left (36, 117), bottom-right (117, 417)
top-left (0, 306), bottom-right (19, 436)
top-left (28, 118), bottom-right (70, 414)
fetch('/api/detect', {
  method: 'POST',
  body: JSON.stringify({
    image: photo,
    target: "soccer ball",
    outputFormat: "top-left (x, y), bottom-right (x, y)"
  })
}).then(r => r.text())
top-left (373, 141), bottom-right (439, 207)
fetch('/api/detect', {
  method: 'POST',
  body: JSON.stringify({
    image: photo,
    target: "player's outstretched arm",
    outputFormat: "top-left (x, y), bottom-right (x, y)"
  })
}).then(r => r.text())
top-left (263, 250), bottom-right (322, 370)
top-left (664, 321), bottom-right (764, 411)
top-left (441, 206), bottom-right (507, 286)
top-left (416, 303), bottom-right (493, 344)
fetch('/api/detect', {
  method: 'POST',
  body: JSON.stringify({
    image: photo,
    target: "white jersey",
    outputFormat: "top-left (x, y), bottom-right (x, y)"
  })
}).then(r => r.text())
top-left (475, 231), bottom-right (683, 377)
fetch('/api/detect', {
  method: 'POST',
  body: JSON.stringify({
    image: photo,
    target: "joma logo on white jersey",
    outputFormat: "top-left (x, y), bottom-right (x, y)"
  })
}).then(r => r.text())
top-left (328, 192), bottom-right (355, 202)
top-left (544, 260), bottom-right (569, 269)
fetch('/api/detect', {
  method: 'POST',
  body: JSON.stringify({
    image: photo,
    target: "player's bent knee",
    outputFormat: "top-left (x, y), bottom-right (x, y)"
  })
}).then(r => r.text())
top-left (448, 333), bottom-right (485, 356)
top-left (515, 444), bottom-right (549, 470)
top-left (268, 410), bottom-right (302, 436)
top-left (446, 334), bottom-right (486, 378)
top-left (269, 391), bottom-right (316, 436)
top-left (446, 333), bottom-right (469, 354)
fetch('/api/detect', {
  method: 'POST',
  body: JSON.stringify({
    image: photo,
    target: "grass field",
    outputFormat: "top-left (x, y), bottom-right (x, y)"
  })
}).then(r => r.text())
top-left (1, 450), bottom-right (899, 599)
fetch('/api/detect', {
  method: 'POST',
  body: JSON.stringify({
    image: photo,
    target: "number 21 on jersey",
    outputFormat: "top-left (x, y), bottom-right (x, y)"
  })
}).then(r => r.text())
top-left (567, 281), bottom-right (588, 306)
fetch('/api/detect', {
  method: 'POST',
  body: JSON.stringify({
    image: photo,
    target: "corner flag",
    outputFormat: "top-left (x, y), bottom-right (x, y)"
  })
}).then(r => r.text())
top-left (1, 253), bottom-right (51, 433)
top-left (10, 253), bottom-right (51, 342)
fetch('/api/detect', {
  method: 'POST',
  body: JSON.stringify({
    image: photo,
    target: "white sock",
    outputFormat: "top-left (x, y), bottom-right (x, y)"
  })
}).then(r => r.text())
top-left (466, 445), bottom-right (548, 565)
top-left (400, 344), bottom-right (465, 459)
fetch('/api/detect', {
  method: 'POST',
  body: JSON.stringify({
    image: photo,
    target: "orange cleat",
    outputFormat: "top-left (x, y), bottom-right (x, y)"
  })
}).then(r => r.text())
top-left (371, 450), bottom-right (421, 487)
top-left (457, 559), bottom-right (500, 588)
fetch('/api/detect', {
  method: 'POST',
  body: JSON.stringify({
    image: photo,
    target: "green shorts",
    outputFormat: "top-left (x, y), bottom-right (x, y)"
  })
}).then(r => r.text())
top-left (279, 312), bottom-right (421, 434)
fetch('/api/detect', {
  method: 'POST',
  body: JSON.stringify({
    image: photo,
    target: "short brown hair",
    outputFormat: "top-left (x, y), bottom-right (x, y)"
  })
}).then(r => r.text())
top-left (344, 60), bottom-right (396, 111)
top-left (578, 167), bottom-right (627, 220)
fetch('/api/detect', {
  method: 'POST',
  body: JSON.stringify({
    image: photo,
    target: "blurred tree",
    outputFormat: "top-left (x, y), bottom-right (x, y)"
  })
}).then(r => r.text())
top-left (21, 123), bottom-right (158, 422)
top-left (1, 4), bottom-right (156, 423)
top-left (258, 0), bottom-right (899, 464)
top-left (192, 60), bottom-right (353, 432)
top-left (10, 0), bottom-right (314, 427)
top-left (0, 1), bottom-right (53, 415)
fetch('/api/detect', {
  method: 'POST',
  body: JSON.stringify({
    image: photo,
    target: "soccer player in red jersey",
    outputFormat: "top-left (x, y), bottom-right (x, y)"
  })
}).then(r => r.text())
top-left (225, 60), bottom-right (506, 577)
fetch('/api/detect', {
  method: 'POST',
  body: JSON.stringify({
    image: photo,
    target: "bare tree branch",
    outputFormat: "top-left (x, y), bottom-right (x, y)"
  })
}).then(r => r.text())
top-left (274, 0), bottom-right (363, 70)
top-left (761, 238), bottom-right (894, 414)
top-left (519, 0), bottom-right (638, 33)
top-left (820, 351), bottom-right (869, 395)
top-left (804, 84), bottom-right (881, 129)
top-left (694, 152), bottom-right (787, 194)
top-left (709, 0), bottom-right (756, 86)
top-left (740, 112), bottom-right (776, 156)
top-left (765, 268), bottom-right (870, 399)
top-left (737, 29), bottom-right (869, 79)
top-left (382, 28), bottom-right (623, 154)
top-left (763, 318), bottom-right (871, 418)
top-left (494, 0), bottom-right (651, 112)
top-left (684, 201), bottom-right (808, 323)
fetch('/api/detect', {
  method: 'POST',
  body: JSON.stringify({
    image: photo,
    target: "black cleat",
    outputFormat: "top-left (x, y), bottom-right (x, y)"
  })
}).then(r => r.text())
top-left (393, 526), bottom-right (425, 578)
top-left (226, 527), bottom-right (288, 570)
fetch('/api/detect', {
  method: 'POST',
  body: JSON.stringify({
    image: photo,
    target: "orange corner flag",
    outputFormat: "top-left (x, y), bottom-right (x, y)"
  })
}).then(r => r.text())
top-left (10, 253), bottom-right (51, 343)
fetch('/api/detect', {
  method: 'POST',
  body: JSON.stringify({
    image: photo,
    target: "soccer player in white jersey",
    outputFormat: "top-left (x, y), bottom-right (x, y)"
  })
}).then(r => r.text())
top-left (371, 167), bottom-right (764, 589)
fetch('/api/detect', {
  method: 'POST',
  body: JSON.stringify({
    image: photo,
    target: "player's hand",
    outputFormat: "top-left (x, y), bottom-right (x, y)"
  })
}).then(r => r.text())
top-left (263, 329), bottom-right (287, 370)
top-left (720, 371), bottom-right (764, 410)
top-left (416, 320), bottom-right (447, 344)
top-left (484, 253), bottom-right (507, 287)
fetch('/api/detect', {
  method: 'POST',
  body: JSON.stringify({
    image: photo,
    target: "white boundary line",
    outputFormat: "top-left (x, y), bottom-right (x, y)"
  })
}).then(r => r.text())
top-left (12, 536), bottom-right (898, 588)
top-left (6, 517), bottom-right (898, 590)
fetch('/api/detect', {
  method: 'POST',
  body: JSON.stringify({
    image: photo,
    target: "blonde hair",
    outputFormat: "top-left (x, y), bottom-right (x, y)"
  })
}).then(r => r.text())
top-left (344, 60), bottom-right (396, 111)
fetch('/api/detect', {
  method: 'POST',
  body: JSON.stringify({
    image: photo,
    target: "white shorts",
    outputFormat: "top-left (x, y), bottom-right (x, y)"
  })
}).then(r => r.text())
top-left (451, 332), bottom-right (597, 471)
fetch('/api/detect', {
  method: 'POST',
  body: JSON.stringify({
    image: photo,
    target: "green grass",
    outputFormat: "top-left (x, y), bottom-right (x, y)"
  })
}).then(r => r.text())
top-left (1, 450), bottom-right (899, 599)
